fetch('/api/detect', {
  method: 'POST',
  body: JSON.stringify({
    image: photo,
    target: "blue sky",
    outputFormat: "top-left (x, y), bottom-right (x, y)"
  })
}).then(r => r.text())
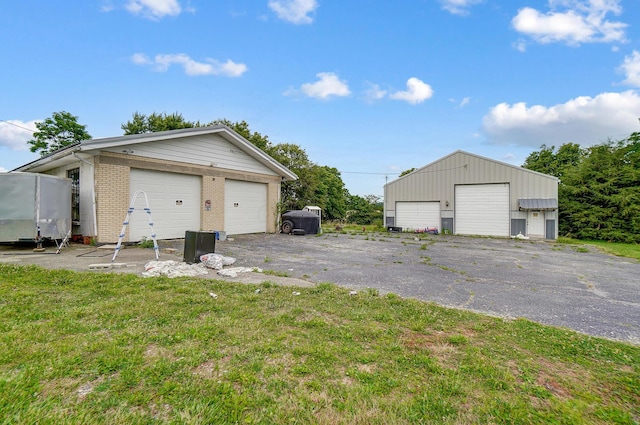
top-left (1, 0), bottom-right (639, 197)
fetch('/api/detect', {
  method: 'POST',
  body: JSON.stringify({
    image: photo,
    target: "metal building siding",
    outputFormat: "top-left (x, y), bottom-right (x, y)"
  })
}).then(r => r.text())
top-left (385, 151), bottom-right (559, 236)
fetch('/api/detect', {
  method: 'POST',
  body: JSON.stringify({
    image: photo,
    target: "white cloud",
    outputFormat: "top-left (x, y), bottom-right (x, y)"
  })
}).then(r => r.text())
top-left (101, 1), bottom-right (115, 13)
top-left (298, 72), bottom-right (350, 99)
top-left (512, 0), bottom-right (627, 46)
top-left (439, 0), bottom-right (483, 16)
top-left (125, 0), bottom-right (182, 20)
top-left (448, 97), bottom-right (471, 107)
top-left (268, 0), bottom-right (318, 24)
top-left (482, 91), bottom-right (640, 147)
top-left (131, 52), bottom-right (152, 65)
top-left (364, 83), bottom-right (387, 103)
top-left (0, 120), bottom-right (37, 151)
top-left (618, 50), bottom-right (640, 87)
top-left (131, 53), bottom-right (248, 77)
top-left (389, 78), bottom-right (434, 104)
top-left (513, 39), bottom-right (527, 52)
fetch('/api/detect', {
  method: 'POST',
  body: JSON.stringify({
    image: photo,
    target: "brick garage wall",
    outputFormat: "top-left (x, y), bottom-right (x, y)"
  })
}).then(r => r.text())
top-left (201, 176), bottom-right (225, 231)
top-left (94, 159), bottom-right (130, 243)
top-left (267, 181), bottom-right (281, 232)
top-left (96, 152), bottom-right (283, 240)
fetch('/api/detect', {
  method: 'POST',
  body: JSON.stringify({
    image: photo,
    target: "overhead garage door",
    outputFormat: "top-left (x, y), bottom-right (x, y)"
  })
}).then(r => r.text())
top-left (129, 169), bottom-right (201, 241)
top-left (455, 183), bottom-right (509, 237)
top-left (224, 180), bottom-right (267, 235)
top-left (396, 201), bottom-right (440, 230)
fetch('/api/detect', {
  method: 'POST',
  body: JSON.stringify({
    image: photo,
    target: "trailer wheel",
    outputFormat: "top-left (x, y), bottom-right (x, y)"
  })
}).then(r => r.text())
top-left (281, 220), bottom-right (294, 234)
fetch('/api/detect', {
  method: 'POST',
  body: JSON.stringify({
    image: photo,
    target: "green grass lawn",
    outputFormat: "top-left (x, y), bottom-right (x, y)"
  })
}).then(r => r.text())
top-left (0, 264), bottom-right (638, 424)
top-left (557, 238), bottom-right (640, 262)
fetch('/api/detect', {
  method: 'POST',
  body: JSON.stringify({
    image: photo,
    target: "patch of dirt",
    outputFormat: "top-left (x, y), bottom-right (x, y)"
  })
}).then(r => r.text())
top-left (144, 344), bottom-right (178, 362)
top-left (192, 354), bottom-right (233, 378)
top-left (536, 372), bottom-right (572, 399)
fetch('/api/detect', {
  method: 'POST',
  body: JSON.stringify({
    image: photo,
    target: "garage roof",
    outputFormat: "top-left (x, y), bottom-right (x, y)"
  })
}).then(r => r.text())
top-left (518, 198), bottom-right (558, 210)
top-left (12, 125), bottom-right (297, 181)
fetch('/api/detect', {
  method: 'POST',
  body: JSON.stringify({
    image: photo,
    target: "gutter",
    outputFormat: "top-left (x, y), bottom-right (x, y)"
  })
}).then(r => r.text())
top-left (11, 143), bottom-right (82, 172)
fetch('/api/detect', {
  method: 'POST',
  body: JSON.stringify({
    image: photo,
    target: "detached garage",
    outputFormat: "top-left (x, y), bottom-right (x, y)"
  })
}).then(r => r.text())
top-left (12, 126), bottom-right (297, 243)
top-left (384, 151), bottom-right (559, 239)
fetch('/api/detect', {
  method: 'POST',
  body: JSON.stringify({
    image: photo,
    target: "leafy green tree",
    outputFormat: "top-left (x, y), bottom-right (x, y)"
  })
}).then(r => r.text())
top-left (312, 166), bottom-right (347, 220)
top-left (561, 136), bottom-right (640, 242)
top-left (267, 143), bottom-right (317, 212)
top-left (524, 135), bottom-right (640, 242)
top-left (345, 194), bottom-right (382, 225)
top-left (121, 112), bottom-right (197, 134)
top-left (523, 143), bottom-right (583, 179)
top-left (399, 167), bottom-right (416, 177)
top-left (208, 119), bottom-right (271, 151)
top-left (27, 111), bottom-right (92, 156)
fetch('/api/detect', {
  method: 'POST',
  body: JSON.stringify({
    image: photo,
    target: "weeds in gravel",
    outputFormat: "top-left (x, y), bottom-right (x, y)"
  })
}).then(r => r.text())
top-left (262, 269), bottom-right (291, 277)
top-left (0, 264), bottom-right (638, 424)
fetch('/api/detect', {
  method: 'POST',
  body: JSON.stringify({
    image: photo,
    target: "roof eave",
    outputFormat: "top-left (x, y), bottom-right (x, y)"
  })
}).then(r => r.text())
top-left (11, 143), bottom-right (82, 173)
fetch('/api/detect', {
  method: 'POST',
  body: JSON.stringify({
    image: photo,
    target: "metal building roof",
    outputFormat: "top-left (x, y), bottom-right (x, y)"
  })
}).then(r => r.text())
top-left (518, 198), bottom-right (558, 210)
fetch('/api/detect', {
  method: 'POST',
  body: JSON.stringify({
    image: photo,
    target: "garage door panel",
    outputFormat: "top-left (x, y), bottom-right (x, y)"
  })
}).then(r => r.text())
top-left (224, 180), bottom-right (267, 235)
top-left (396, 202), bottom-right (440, 230)
top-left (129, 169), bottom-right (201, 241)
top-left (455, 184), bottom-right (509, 237)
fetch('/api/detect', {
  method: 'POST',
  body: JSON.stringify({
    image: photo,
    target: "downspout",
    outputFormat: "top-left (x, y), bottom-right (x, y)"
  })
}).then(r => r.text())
top-left (72, 153), bottom-right (98, 237)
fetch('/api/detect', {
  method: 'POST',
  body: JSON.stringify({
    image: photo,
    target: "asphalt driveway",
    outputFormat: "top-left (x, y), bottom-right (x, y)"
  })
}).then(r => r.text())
top-left (1, 232), bottom-right (638, 345)
top-left (216, 232), bottom-right (639, 345)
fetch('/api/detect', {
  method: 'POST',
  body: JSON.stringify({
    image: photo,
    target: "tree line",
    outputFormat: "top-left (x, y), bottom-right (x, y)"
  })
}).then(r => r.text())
top-left (31, 110), bottom-right (637, 241)
top-left (27, 111), bottom-right (382, 225)
top-left (523, 132), bottom-right (640, 243)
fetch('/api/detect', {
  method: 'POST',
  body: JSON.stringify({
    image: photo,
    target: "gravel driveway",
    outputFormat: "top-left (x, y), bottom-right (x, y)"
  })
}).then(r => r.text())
top-left (216, 232), bottom-right (640, 345)
top-left (2, 231), bottom-right (638, 344)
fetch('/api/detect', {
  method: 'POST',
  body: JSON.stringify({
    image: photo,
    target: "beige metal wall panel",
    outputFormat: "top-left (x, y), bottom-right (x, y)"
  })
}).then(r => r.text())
top-left (386, 151), bottom-right (558, 208)
top-left (384, 151), bottom-right (559, 237)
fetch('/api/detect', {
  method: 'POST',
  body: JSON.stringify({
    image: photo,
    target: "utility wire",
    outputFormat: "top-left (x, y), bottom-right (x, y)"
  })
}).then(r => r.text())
top-left (0, 119), bottom-right (36, 132)
top-left (341, 164), bottom-right (466, 177)
top-left (341, 171), bottom-right (401, 175)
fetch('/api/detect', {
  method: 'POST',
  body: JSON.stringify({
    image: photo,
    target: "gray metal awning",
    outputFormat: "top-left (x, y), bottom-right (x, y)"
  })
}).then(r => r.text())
top-left (518, 198), bottom-right (558, 210)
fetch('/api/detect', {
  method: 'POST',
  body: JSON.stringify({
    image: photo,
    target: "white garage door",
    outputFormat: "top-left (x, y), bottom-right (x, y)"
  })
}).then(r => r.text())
top-left (455, 183), bottom-right (509, 237)
top-left (129, 169), bottom-right (201, 241)
top-left (395, 202), bottom-right (440, 230)
top-left (224, 180), bottom-right (267, 235)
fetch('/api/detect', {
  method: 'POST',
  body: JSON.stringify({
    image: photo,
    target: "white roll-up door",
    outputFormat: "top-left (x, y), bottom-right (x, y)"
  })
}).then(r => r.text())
top-left (395, 201), bottom-right (440, 230)
top-left (455, 183), bottom-right (509, 237)
top-left (129, 169), bottom-right (201, 241)
top-left (224, 180), bottom-right (267, 235)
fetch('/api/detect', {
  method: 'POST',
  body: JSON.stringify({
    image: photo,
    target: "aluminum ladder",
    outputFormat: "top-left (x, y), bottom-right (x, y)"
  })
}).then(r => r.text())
top-left (112, 190), bottom-right (159, 263)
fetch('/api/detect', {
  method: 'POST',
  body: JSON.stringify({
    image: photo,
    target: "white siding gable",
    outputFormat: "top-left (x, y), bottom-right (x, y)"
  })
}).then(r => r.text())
top-left (104, 133), bottom-right (278, 176)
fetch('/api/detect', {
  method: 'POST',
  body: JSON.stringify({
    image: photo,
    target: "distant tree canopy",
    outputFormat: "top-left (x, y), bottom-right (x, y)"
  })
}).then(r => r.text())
top-left (399, 167), bottom-right (416, 177)
top-left (121, 113), bottom-right (380, 224)
top-left (28, 111), bottom-right (92, 156)
top-left (523, 133), bottom-right (640, 243)
top-left (121, 112), bottom-right (196, 135)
